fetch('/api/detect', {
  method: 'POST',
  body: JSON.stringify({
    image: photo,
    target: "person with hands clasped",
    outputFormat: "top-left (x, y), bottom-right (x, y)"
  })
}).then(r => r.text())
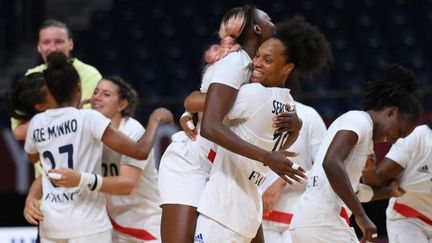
top-left (289, 64), bottom-right (422, 243)
top-left (362, 120), bottom-right (432, 243)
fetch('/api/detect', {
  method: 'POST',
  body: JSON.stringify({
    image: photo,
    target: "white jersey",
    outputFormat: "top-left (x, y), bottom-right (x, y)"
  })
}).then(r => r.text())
top-left (197, 83), bottom-right (295, 238)
top-left (262, 102), bottom-right (326, 226)
top-left (24, 107), bottom-right (112, 239)
top-left (195, 49), bottom-right (253, 155)
top-left (290, 111), bottom-right (374, 229)
top-left (103, 117), bottom-right (161, 241)
top-left (385, 124), bottom-right (432, 228)
top-left (158, 50), bottom-right (251, 207)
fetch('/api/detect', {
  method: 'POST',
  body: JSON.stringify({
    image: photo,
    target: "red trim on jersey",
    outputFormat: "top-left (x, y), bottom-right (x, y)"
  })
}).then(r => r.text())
top-left (394, 202), bottom-right (432, 226)
top-left (340, 207), bottom-right (350, 226)
top-left (207, 149), bottom-right (216, 163)
top-left (262, 210), bottom-right (293, 224)
top-left (110, 218), bottom-right (157, 241)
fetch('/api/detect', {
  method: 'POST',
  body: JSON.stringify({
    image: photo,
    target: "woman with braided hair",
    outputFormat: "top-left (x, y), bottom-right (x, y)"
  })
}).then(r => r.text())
top-left (362, 119), bottom-right (432, 242)
top-left (289, 64), bottom-right (423, 243)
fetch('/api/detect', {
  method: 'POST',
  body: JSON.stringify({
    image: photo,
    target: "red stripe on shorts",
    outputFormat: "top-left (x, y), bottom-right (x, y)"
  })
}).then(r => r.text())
top-left (110, 218), bottom-right (157, 241)
top-left (394, 201), bottom-right (432, 226)
top-left (207, 149), bottom-right (216, 163)
top-left (262, 210), bottom-right (293, 224)
top-left (340, 207), bottom-right (350, 226)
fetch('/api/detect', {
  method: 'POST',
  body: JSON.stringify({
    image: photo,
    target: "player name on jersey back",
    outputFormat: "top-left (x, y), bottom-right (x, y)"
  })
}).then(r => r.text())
top-left (32, 119), bottom-right (78, 143)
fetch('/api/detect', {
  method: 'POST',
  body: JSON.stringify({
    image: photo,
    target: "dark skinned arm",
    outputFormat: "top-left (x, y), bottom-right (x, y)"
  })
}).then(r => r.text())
top-left (362, 157), bottom-right (404, 187)
top-left (184, 91), bottom-right (206, 113)
top-left (201, 83), bottom-right (306, 184)
top-left (370, 180), bottom-right (405, 201)
top-left (322, 130), bottom-right (377, 243)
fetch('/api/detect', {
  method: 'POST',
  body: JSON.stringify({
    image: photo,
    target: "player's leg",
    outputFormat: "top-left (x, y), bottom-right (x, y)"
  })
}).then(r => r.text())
top-left (158, 141), bottom-right (210, 243)
top-left (161, 204), bottom-right (198, 243)
top-left (251, 224), bottom-right (266, 243)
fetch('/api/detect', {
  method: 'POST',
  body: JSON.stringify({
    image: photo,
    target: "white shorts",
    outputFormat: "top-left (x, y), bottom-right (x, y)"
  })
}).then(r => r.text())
top-left (387, 218), bottom-right (432, 243)
top-left (158, 133), bottom-right (213, 207)
top-left (41, 229), bottom-right (112, 243)
top-left (112, 230), bottom-right (161, 243)
top-left (263, 220), bottom-right (291, 243)
top-left (289, 226), bottom-right (358, 243)
top-left (194, 214), bottom-right (251, 243)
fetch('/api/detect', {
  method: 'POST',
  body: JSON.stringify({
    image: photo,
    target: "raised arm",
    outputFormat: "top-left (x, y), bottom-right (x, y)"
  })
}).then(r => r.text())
top-left (102, 108), bottom-right (173, 160)
top-left (201, 83), bottom-right (305, 183)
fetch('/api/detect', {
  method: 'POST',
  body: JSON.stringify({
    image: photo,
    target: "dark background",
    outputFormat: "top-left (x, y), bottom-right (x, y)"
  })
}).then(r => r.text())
top-left (0, 0), bottom-right (431, 240)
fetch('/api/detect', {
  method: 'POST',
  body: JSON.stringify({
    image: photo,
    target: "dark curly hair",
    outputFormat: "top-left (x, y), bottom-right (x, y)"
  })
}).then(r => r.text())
top-left (363, 64), bottom-right (422, 123)
top-left (274, 16), bottom-right (333, 81)
top-left (43, 52), bottom-right (80, 105)
top-left (4, 72), bottom-right (47, 120)
top-left (101, 76), bottom-right (139, 117)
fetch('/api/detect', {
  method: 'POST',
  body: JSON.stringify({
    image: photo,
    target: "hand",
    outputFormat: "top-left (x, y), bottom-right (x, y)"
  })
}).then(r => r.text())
top-left (180, 114), bottom-right (197, 140)
top-left (23, 195), bottom-right (43, 225)
top-left (355, 214), bottom-right (377, 243)
top-left (48, 168), bottom-right (81, 187)
top-left (79, 99), bottom-right (91, 109)
top-left (389, 180), bottom-right (406, 197)
top-left (273, 107), bottom-right (302, 134)
top-left (263, 150), bottom-right (306, 184)
top-left (262, 178), bottom-right (286, 216)
top-left (149, 108), bottom-right (174, 125)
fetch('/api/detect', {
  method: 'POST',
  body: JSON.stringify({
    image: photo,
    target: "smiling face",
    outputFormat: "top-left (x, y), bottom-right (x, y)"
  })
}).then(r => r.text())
top-left (37, 26), bottom-right (73, 62)
top-left (90, 80), bottom-right (127, 119)
top-left (251, 38), bottom-right (294, 87)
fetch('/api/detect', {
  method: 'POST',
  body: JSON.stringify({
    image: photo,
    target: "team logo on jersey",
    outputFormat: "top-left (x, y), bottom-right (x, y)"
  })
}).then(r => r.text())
top-left (307, 176), bottom-right (319, 188)
top-left (248, 170), bottom-right (267, 186)
top-left (44, 189), bottom-right (81, 203)
top-left (194, 233), bottom-right (204, 243)
top-left (417, 165), bottom-right (430, 174)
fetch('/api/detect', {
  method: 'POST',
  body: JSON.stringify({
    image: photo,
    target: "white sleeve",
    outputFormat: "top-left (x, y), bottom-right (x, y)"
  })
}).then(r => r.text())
top-left (24, 119), bottom-right (37, 154)
top-left (385, 127), bottom-right (419, 169)
top-left (307, 109), bottom-right (327, 161)
top-left (226, 84), bottom-right (263, 120)
top-left (84, 110), bottom-right (111, 141)
top-left (119, 118), bottom-right (147, 170)
top-left (211, 52), bottom-right (250, 90)
top-left (337, 112), bottom-right (370, 143)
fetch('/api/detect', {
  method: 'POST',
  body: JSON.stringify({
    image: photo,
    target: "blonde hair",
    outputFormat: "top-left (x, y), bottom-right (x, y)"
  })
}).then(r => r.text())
top-left (204, 10), bottom-right (248, 64)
